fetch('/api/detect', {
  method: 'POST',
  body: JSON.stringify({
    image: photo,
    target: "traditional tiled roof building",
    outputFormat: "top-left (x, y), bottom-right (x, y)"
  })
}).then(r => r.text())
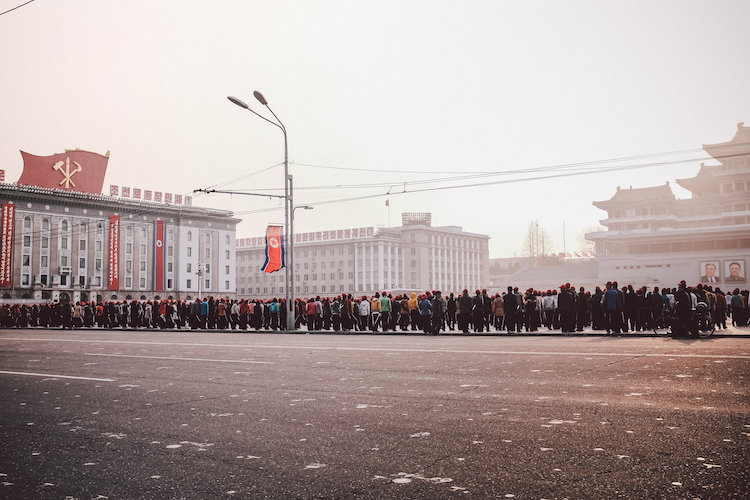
top-left (586, 123), bottom-right (750, 286)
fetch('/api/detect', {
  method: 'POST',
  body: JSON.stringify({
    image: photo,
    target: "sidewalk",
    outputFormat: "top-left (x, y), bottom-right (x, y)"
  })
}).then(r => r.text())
top-left (32, 323), bottom-right (746, 338)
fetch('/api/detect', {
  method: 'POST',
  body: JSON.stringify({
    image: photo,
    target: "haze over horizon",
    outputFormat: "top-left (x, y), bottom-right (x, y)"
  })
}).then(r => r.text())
top-left (2, 1), bottom-right (748, 258)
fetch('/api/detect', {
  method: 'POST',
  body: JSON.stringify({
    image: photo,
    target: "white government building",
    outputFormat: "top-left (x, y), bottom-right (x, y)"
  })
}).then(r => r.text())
top-left (237, 212), bottom-right (490, 298)
top-left (0, 149), bottom-right (238, 303)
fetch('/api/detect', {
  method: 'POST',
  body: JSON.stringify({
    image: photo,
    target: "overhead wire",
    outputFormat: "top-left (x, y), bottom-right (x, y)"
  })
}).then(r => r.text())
top-left (230, 150), bottom-right (747, 216)
top-left (225, 142), bottom-right (750, 194)
top-left (0, 0), bottom-right (35, 16)
top-left (286, 142), bottom-right (749, 176)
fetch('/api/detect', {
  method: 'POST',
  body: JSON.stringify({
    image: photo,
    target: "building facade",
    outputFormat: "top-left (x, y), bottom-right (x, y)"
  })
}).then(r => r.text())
top-left (0, 181), bottom-right (238, 303)
top-left (237, 212), bottom-right (490, 298)
top-left (586, 122), bottom-right (750, 287)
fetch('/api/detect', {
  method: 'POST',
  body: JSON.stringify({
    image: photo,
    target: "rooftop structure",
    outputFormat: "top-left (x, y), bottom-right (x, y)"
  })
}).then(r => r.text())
top-left (586, 123), bottom-right (750, 287)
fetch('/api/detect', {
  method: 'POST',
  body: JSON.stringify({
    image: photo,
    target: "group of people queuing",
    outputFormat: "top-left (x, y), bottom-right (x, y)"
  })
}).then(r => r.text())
top-left (0, 281), bottom-right (748, 335)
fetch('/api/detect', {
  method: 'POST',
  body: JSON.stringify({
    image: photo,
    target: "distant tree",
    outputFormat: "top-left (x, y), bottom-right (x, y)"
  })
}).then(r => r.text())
top-left (522, 220), bottom-right (553, 263)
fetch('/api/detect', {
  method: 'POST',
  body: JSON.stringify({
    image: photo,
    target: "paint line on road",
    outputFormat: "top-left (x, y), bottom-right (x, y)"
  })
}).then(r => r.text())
top-left (83, 353), bottom-right (274, 364)
top-left (2, 337), bottom-right (749, 359)
top-left (330, 347), bottom-right (750, 359)
top-left (0, 370), bottom-right (115, 382)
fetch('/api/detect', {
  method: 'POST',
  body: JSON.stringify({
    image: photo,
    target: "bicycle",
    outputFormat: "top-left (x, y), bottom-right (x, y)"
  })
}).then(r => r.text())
top-left (663, 302), bottom-right (715, 338)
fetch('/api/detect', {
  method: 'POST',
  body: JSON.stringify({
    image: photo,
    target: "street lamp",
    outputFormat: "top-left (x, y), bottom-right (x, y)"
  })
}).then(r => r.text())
top-left (227, 92), bottom-right (295, 330)
top-left (291, 199), bottom-right (313, 326)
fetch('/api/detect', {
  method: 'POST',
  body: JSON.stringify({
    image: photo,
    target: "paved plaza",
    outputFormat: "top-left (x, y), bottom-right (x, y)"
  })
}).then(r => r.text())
top-left (1, 328), bottom-right (749, 499)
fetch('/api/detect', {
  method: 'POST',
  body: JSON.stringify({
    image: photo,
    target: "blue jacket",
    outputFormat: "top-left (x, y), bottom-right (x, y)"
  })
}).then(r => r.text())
top-left (603, 289), bottom-right (619, 311)
top-left (418, 298), bottom-right (432, 316)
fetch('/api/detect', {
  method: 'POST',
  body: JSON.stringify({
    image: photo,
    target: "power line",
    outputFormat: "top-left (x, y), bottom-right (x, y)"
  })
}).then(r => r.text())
top-left (203, 161), bottom-right (284, 191)
top-left (287, 142), bottom-right (750, 176)
top-left (223, 142), bottom-right (750, 194)
top-left (230, 151), bottom-right (746, 216)
top-left (0, 0), bottom-right (35, 16)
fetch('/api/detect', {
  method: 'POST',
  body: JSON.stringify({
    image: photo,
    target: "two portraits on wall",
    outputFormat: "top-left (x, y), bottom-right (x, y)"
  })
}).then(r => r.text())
top-left (699, 259), bottom-right (746, 284)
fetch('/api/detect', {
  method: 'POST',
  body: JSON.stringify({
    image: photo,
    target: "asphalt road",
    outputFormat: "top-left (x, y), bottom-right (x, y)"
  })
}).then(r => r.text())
top-left (1, 329), bottom-right (749, 499)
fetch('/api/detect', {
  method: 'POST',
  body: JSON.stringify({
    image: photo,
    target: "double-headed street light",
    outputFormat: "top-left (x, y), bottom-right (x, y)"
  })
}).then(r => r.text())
top-left (291, 200), bottom-right (313, 319)
top-left (228, 91), bottom-right (295, 331)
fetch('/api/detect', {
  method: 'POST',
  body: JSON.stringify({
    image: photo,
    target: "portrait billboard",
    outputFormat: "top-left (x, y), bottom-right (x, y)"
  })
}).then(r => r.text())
top-left (699, 261), bottom-right (721, 283)
top-left (724, 260), bottom-right (746, 284)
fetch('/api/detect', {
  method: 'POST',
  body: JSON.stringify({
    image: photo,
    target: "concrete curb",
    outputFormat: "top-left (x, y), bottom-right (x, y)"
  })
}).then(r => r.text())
top-left (9, 326), bottom-right (750, 338)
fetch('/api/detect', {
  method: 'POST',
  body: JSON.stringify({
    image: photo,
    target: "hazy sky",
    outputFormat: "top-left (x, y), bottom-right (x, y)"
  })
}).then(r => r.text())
top-left (2, 1), bottom-right (748, 257)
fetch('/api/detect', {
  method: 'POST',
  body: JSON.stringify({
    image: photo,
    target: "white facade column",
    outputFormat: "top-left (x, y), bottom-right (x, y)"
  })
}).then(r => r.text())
top-left (395, 246), bottom-right (400, 289)
top-left (387, 244), bottom-right (392, 289)
top-left (461, 246), bottom-right (471, 292)
top-left (436, 240), bottom-right (442, 290)
top-left (457, 247), bottom-right (462, 290)
top-left (451, 247), bottom-right (456, 292)
top-left (472, 250), bottom-right (477, 290)
top-left (354, 242), bottom-right (359, 292)
top-left (369, 242), bottom-right (375, 293)
top-left (378, 241), bottom-right (384, 291)
top-left (474, 249), bottom-right (483, 288)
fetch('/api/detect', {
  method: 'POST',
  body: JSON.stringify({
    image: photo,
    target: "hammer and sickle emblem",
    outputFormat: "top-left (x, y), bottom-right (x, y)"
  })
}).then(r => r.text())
top-left (52, 157), bottom-right (83, 189)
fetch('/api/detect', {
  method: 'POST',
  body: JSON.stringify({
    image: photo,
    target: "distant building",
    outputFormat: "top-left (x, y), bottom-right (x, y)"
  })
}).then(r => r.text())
top-left (237, 212), bottom-right (490, 298)
top-left (0, 149), bottom-right (238, 303)
top-left (586, 122), bottom-right (750, 288)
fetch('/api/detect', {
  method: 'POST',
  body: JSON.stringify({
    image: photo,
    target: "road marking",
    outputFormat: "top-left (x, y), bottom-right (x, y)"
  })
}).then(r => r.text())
top-left (1, 337), bottom-right (749, 359)
top-left (0, 370), bottom-right (115, 382)
top-left (83, 353), bottom-right (274, 364)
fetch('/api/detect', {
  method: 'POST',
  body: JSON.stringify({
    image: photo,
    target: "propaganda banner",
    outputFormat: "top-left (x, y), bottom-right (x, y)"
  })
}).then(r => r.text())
top-left (153, 220), bottom-right (165, 290)
top-left (108, 215), bottom-right (120, 290)
top-left (18, 150), bottom-right (110, 194)
top-left (0, 203), bottom-right (16, 287)
top-left (261, 225), bottom-right (284, 273)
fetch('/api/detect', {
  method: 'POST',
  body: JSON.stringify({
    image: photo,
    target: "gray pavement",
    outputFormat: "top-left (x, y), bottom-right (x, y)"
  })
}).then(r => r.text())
top-left (1, 329), bottom-right (749, 499)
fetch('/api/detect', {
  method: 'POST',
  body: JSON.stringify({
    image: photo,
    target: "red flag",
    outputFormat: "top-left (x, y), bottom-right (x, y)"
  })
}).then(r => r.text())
top-left (0, 203), bottom-right (16, 287)
top-left (153, 220), bottom-right (165, 290)
top-left (108, 215), bottom-right (120, 290)
top-left (261, 225), bottom-right (284, 273)
top-left (18, 150), bottom-right (109, 194)
top-left (385, 199), bottom-right (389, 207)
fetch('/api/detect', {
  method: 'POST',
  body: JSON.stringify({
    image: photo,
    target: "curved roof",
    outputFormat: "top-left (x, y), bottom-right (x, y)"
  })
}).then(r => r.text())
top-left (702, 122), bottom-right (750, 161)
top-left (593, 183), bottom-right (675, 209)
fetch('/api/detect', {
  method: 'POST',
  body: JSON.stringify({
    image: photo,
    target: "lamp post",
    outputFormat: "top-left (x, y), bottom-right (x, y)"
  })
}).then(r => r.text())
top-left (291, 192), bottom-right (313, 325)
top-left (227, 92), bottom-right (294, 330)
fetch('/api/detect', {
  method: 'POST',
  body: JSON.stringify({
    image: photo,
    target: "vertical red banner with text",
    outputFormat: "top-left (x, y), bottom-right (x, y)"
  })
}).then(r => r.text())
top-left (108, 215), bottom-right (120, 290)
top-left (153, 220), bottom-right (165, 290)
top-left (0, 203), bottom-right (15, 287)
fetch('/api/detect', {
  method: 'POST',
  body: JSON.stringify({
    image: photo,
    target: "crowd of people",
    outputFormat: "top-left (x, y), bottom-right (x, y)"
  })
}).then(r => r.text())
top-left (0, 281), bottom-right (748, 336)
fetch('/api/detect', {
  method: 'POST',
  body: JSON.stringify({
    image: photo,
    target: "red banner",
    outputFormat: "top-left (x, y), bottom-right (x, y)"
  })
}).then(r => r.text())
top-left (108, 215), bottom-right (119, 290)
top-left (261, 225), bottom-right (284, 273)
top-left (0, 203), bottom-right (15, 287)
top-left (18, 150), bottom-right (109, 194)
top-left (153, 220), bottom-right (165, 290)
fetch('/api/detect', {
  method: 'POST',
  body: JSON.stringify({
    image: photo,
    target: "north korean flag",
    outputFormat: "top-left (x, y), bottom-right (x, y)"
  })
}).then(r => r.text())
top-left (261, 225), bottom-right (284, 273)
